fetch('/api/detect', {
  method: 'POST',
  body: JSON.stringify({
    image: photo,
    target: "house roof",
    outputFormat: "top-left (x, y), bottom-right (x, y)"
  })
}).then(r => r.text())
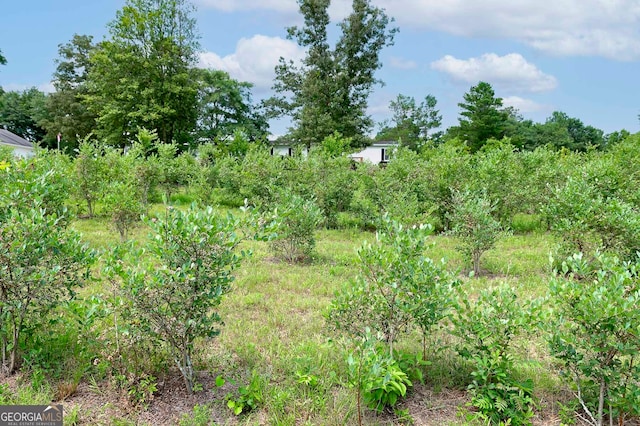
top-left (369, 141), bottom-right (398, 147)
top-left (0, 129), bottom-right (34, 149)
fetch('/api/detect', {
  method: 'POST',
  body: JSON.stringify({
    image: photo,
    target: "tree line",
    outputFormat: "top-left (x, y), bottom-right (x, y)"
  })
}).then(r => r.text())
top-left (0, 0), bottom-right (630, 154)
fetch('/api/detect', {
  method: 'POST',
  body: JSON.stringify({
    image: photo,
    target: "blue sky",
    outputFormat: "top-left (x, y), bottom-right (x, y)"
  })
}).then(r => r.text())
top-left (2, 0), bottom-right (639, 137)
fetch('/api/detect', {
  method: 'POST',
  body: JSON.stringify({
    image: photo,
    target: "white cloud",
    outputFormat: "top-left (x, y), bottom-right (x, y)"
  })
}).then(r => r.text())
top-left (379, 0), bottom-right (640, 60)
top-left (431, 53), bottom-right (557, 93)
top-left (195, 0), bottom-right (351, 20)
top-left (502, 96), bottom-right (549, 113)
top-left (194, 0), bottom-right (296, 13)
top-left (203, 1), bottom-right (640, 60)
top-left (198, 35), bottom-right (305, 91)
top-left (389, 56), bottom-right (417, 70)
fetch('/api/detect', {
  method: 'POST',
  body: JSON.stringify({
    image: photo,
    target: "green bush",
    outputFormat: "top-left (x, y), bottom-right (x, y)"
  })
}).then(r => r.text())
top-left (269, 191), bottom-right (322, 263)
top-left (447, 190), bottom-right (505, 276)
top-left (452, 284), bottom-right (538, 425)
top-left (104, 204), bottom-right (256, 393)
top-left (328, 216), bottom-right (457, 357)
top-left (548, 253), bottom-right (640, 426)
top-left (545, 177), bottom-right (640, 262)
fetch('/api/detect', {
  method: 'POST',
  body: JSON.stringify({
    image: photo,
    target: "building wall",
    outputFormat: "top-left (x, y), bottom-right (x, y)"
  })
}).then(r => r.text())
top-left (1, 144), bottom-right (35, 159)
top-left (348, 145), bottom-right (394, 164)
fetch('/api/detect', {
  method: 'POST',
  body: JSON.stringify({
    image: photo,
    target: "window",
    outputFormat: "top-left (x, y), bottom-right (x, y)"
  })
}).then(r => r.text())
top-left (381, 148), bottom-right (390, 163)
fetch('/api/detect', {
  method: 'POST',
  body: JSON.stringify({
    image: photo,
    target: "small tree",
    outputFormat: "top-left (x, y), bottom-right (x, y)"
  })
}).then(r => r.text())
top-left (73, 140), bottom-right (103, 217)
top-left (107, 204), bottom-right (259, 392)
top-left (328, 215), bottom-right (456, 357)
top-left (548, 253), bottom-right (640, 426)
top-left (0, 205), bottom-right (93, 374)
top-left (447, 190), bottom-right (504, 276)
top-left (269, 191), bottom-right (322, 263)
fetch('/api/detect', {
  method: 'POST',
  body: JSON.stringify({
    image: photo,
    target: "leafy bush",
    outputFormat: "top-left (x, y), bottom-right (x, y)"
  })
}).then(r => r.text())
top-left (548, 253), bottom-right (640, 426)
top-left (269, 191), bottom-right (322, 263)
top-left (452, 284), bottom-right (538, 425)
top-left (104, 204), bottom-right (256, 393)
top-left (447, 190), bottom-right (505, 276)
top-left (0, 205), bottom-right (94, 374)
top-left (545, 177), bottom-right (640, 262)
top-left (328, 215), bottom-right (456, 356)
top-left (103, 180), bottom-right (144, 241)
top-left (346, 332), bottom-right (412, 423)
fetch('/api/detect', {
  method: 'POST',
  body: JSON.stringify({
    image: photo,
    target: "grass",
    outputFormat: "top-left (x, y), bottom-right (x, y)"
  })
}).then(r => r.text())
top-left (7, 203), bottom-right (569, 425)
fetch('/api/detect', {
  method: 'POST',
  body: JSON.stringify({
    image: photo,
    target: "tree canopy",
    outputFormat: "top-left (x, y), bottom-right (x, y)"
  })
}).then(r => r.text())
top-left (376, 94), bottom-right (442, 151)
top-left (451, 81), bottom-right (508, 152)
top-left (39, 34), bottom-right (97, 152)
top-left (268, 0), bottom-right (397, 147)
top-left (85, 0), bottom-right (200, 148)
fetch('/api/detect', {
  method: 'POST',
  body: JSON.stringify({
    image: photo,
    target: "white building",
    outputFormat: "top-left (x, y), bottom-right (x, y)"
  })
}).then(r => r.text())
top-left (348, 141), bottom-right (397, 164)
top-left (0, 129), bottom-right (35, 158)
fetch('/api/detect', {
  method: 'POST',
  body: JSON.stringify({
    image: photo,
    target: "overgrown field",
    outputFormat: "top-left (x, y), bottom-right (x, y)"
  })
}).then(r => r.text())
top-left (2, 133), bottom-right (640, 425)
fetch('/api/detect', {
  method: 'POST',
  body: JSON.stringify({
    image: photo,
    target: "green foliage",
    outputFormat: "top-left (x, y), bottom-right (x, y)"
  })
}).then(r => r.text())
top-left (545, 176), bottom-right (640, 262)
top-left (0, 205), bottom-right (94, 374)
top-left (451, 81), bottom-right (508, 152)
top-left (103, 180), bottom-right (144, 241)
top-left (452, 284), bottom-right (538, 425)
top-left (447, 190), bottom-right (505, 276)
top-left (376, 94), bottom-right (442, 151)
top-left (126, 373), bottom-right (157, 408)
top-left (346, 332), bottom-right (412, 419)
top-left (328, 215), bottom-right (456, 356)
top-left (0, 87), bottom-right (52, 145)
top-left (225, 371), bottom-right (266, 416)
top-left (268, 0), bottom-right (396, 146)
top-left (195, 68), bottom-right (267, 143)
top-left (72, 140), bottom-right (103, 217)
top-left (104, 204), bottom-right (254, 393)
top-left (548, 253), bottom-right (640, 426)
top-left (319, 131), bottom-right (353, 158)
top-left (86, 0), bottom-right (199, 147)
top-left (41, 34), bottom-right (97, 152)
top-left (269, 191), bottom-right (323, 263)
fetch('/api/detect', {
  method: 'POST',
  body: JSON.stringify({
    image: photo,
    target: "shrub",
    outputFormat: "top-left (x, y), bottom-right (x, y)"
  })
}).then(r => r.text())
top-left (447, 190), bottom-right (505, 276)
top-left (545, 177), bottom-right (640, 262)
top-left (0, 205), bottom-right (94, 374)
top-left (328, 216), bottom-right (456, 357)
top-left (346, 331), bottom-right (412, 424)
top-left (548, 253), bottom-right (640, 426)
top-left (269, 191), bottom-right (322, 263)
top-left (451, 284), bottom-right (538, 425)
top-left (104, 204), bottom-right (257, 393)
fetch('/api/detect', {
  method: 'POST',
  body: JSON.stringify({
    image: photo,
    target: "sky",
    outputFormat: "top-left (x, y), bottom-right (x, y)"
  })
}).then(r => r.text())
top-left (2, 0), bottom-right (639, 137)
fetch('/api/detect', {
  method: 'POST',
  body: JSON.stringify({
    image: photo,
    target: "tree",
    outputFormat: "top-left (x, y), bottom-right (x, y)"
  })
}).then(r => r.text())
top-left (40, 34), bottom-right (98, 152)
top-left (452, 81), bottom-right (508, 152)
top-left (85, 0), bottom-right (200, 148)
top-left (546, 111), bottom-right (604, 151)
top-left (195, 69), bottom-right (267, 143)
top-left (268, 0), bottom-right (396, 147)
top-left (0, 88), bottom-right (52, 145)
top-left (0, 49), bottom-right (6, 66)
top-left (376, 94), bottom-right (442, 150)
top-left (447, 190), bottom-right (504, 276)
